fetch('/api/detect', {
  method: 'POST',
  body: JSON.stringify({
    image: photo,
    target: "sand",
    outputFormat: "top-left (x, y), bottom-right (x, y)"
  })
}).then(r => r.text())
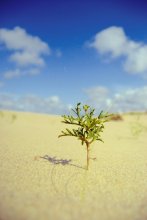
top-left (0, 110), bottom-right (147, 220)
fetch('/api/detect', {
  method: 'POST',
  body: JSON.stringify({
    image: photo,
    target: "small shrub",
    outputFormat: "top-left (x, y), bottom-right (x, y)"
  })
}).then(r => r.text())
top-left (110, 114), bottom-right (123, 121)
top-left (58, 103), bottom-right (112, 170)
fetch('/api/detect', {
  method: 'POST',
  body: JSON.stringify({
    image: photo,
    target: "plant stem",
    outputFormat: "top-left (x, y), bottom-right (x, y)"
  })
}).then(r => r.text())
top-left (86, 142), bottom-right (90, 170)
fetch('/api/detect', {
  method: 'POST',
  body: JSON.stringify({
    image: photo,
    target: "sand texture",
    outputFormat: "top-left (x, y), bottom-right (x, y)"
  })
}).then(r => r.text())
top-left (0, 110), bottom-right (147, 220)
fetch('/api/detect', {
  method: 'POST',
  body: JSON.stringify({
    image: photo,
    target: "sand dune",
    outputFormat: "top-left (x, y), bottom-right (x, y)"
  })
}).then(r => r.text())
top-left (0, 110), bottom-right (147, 220)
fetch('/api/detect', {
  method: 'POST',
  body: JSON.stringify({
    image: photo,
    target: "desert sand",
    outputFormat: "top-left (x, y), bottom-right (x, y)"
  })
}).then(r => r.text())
top-left (0, 110), bottom-right (147, 220)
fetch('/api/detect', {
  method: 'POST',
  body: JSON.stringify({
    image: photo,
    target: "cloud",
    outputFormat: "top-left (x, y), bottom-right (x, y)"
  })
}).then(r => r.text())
top-left (3, 69), bottom-right (22, 79)
top-left (3, 68), bottom-right (40, 79)
top-left (89, 26), bottom-right (147, 76)
top-left (111, 87), bottom-right (147, 112)
top-left (85, 86), bottom-right (109, 99)
top-left (84, 85), bottom-right (147, 113)
top-left (0, 86), bottom-right (147, 114)
top-left (0, 27), bottom-right (51, 81)
top-left (9, 51), bottom-right (45, 66)
top-left (0, 93), bottom-right (72, 115)
top-left (0, 26), bottom-right (50, 67)
top-left (0, 93), bottom-right (18, 109)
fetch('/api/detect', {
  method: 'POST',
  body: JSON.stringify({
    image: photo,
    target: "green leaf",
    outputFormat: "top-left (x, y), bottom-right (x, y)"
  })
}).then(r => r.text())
top-left (83, 105), bottom-right (89, 112)
top-left (96, 138), bottom-right (104, 142)
top-left (58, 103), bottom-right (112, 152)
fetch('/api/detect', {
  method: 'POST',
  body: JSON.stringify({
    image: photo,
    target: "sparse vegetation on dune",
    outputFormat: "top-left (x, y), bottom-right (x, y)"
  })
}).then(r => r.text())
top-left (110, 113), bottom-right (123, 121)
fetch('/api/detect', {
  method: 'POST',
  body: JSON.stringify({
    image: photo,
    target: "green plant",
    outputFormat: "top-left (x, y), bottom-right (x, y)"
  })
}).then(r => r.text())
top-left (58, 103), bottom-right (112, 170)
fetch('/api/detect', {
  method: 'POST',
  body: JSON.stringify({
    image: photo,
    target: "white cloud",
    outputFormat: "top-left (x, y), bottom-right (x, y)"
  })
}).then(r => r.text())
top-left (85, 86), bottom-right (109, 99)
top-left (3, 69), bottom-right (22, 79)
top-left (84, 85), bottom-right (147, 113)
top-left (3, 68), bottom-right (40, 79)
top-left (124, 46), bottom-right (147, 74)
top-left (89, 26), bottom-right (128, 57)
top-left (0, 26), bottom-right (50, 67)
top-left (0, 93), bottom-right (18, 109)
top-left (9, 51), bottom-right (45, 66)
top-left (111, 87), bottom-right (147, 112)
top-left (0, 27), bottom-right (51, 82)
top-left (48, 96), bottom-right (60, 103)
top-left (89, 26), bottom-right (147, 76)
top-left (0, 86), bottom-right (147, 114)
top-left (26, 68), bottom-right (40, 76)
top-left (0, 93), bottom-right (71, 115)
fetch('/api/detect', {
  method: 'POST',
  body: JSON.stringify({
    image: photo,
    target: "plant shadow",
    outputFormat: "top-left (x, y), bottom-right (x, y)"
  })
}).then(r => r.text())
top-left (40, 155), bottom-right (86, 170)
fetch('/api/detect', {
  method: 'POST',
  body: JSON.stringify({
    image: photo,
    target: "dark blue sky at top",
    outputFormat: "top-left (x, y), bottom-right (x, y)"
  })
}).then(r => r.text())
top-left (1, 0), bottom-right (147, 48)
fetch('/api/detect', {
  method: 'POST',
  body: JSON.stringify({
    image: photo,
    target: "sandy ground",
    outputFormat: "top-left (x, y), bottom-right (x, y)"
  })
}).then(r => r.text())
top-left (0, 110), bottom-right (147, 220)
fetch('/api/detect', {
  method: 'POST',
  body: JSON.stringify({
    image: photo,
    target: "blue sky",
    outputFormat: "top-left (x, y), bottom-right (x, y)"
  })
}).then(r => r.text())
top-left (0, 0), bottom-right (147, 114)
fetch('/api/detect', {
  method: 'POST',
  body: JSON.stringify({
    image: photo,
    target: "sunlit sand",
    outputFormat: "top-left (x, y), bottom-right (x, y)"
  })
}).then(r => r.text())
top-left (0, 110), bottom-right (147, 220)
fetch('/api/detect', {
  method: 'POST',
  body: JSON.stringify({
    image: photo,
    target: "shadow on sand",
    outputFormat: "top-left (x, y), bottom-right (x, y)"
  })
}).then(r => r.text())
top-left (40, 155), bottom-right (86, 170)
